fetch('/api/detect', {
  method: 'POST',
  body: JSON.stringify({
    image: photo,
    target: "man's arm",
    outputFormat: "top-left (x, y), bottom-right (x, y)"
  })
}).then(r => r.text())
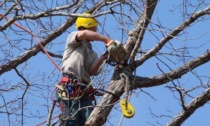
top-left (76, 29), bottom-right (112, 75)
top-left (76, 29), bottom-right (113, 46)
top-left (88, 52), bottom-right (108, 76)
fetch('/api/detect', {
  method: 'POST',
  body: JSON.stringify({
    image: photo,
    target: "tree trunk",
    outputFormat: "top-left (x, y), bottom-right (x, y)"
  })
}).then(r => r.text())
top-left (85, 69), bottom-right (126, 126)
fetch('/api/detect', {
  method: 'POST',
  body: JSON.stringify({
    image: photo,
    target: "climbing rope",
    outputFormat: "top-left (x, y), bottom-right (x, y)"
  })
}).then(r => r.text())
top-left (119, 72), bottom-right (135, 118)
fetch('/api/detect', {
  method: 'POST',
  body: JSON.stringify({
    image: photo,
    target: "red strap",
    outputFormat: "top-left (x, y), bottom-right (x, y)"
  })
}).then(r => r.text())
top-left (59, 77), bottom-right (71, 84)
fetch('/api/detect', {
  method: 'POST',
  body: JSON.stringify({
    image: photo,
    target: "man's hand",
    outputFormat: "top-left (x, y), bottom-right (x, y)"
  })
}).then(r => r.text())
top-left (105, 39), bottom-right (114, 47)
top-left (107, 40), bottom-right (126, 63)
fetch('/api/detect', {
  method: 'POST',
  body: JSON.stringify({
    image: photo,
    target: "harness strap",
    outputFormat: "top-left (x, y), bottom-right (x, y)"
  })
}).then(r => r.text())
top-left (56, 77), bottom-right (96, 101)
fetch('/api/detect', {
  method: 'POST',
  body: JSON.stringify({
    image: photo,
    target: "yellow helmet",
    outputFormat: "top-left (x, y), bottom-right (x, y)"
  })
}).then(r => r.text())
top-left (75, 13), bottom-right (98, 29)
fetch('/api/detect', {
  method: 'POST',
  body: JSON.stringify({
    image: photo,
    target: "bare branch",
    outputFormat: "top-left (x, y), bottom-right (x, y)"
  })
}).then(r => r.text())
top-left (134, 51), bottom-right (210, 88)
top-left (124, 0), bottom-right (158, 65)
top-left (167, 88), bottom-right (210, 126)
top-left (0, 16), bottom-right (74, 75)
top-left (134, 6), bottom-right (210, 68)
top-left (129, 0), bottom-right (158, 64)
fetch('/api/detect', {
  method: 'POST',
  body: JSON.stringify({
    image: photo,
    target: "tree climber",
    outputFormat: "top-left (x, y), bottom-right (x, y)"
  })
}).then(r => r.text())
top-left (56, 13), bottom-right (126, 126)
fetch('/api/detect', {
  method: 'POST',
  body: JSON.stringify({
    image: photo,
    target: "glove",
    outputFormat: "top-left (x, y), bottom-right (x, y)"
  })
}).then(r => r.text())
top-left (107, 40), bottom-right (126, 63)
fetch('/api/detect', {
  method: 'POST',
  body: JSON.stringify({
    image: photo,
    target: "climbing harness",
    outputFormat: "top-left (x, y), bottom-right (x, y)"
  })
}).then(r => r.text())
top-left (53, 75), bottom-right (99, 125)
top-left (56, 76), bottom-right (97, 101)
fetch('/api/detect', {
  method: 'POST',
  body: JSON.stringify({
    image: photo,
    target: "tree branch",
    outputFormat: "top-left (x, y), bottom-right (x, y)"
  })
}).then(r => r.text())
top-left (123, 0), bottom-right (158, 64)
top-left (134, 6), bottom-right (210, 68)
top-left (166, 88), bottom-right (210, 126)
top-left (129, 0), bottom-right (158, 64)
top-left (0, 17), bottom-right (75, 75)
top-left (134, 51), bottom-right (210, 88)
top-left (0, 1), bottom-right (80, 31)
top-left (85, 79), bottom-right (124, 126)
top-left (0, 2), bottom-right (105, 76)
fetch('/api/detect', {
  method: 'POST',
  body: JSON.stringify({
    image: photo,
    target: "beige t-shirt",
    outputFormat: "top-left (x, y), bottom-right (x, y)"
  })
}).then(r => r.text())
top-left (62, 31), bottom-right (98, 83)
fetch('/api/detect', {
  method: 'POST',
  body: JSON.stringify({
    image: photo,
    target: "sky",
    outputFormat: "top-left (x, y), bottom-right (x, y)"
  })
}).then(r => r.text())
top-left (1, 0), bottom-right (210, 126)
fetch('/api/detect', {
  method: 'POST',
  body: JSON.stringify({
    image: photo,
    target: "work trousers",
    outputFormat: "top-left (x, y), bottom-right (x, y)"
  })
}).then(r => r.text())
top-left (60, 97), bottom-right (93, 126)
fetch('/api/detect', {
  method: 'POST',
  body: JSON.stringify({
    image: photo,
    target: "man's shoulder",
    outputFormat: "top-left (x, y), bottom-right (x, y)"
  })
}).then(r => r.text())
top-left (69, 31), bottom-right (79, 37)
top-left (66, 31), bottom-right (80, 44)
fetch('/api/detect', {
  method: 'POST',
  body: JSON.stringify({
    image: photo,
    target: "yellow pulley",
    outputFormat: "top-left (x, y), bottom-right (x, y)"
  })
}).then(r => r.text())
top-left (120, 98), bottom-right (135, 118)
